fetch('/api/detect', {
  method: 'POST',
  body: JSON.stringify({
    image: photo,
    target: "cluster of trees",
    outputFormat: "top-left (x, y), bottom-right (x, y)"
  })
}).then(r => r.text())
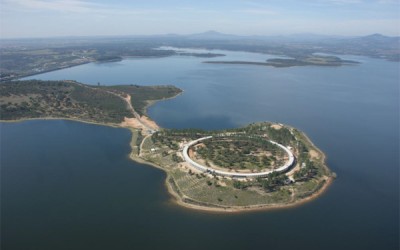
top-left (233, 172), bottom-right (290, 192)
top-left (265, 127), bottom-right (295, 146)
top-left (233, 181), bottom-right (251, 189)
top-left (0, 80), bottom-right (71, 96)
top-left (71, 84), bottom-right (131, 122)
top-left (0, 80), bottom-right (132, 123)
top-left (235, 122), bottom-right (296, 146)
top-left (293, 160), bottom-right (318, 181)
top-left (151, 132), bottom-right (179, 150)
top-left (0, 101), bottom-right (42, 120)
top-left (171, 154), bottom-right (183, 163)
top-left (196, 137), bottom-right (282, 170)
top-left (152, 128), bottom-right (212, 151)
top-left (258, 172), bottom-right (290, 192)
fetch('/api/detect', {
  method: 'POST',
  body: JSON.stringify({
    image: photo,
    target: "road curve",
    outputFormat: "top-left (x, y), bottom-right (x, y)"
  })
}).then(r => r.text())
top-left (182, 136), bottom-right (295, 178)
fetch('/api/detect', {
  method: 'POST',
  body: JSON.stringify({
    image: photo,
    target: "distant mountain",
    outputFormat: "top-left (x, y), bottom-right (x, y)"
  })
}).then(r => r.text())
top-left (359, 33), bottom-right (398, 40)
top-left (186, 30), bottom-right (243, 40)
top-left (351, 33), bottom-right (399, 44)
top-left (333, 33), bottom-right (400, 50)
top-left (181, 31), bottom-right (400, 43)
top-left (183, 31), bottom-right (343, 41)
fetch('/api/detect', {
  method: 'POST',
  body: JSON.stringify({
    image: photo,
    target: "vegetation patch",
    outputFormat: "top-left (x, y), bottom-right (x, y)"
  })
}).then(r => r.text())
top-left (0, 80), bottom-right (182, 123)
top-left (192, 136), bottom-right (287, 172)
top-left (104, 85), bottom-right (182, 116)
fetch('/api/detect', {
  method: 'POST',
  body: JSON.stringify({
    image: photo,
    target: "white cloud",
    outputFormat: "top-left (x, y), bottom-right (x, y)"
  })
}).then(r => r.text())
top-left (2, 0), bottom-right (105, 13)
top-left (1, 0), bottom-right (183, 19)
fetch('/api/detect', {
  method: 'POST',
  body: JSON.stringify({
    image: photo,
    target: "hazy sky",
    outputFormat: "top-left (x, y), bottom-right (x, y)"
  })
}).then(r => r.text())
top-left (1, 0), bottom-right (399, 38)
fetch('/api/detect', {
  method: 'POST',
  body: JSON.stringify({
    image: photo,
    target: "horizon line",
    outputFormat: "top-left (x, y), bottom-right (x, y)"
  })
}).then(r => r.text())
top-left (1, 31), bottom-right (399, 41)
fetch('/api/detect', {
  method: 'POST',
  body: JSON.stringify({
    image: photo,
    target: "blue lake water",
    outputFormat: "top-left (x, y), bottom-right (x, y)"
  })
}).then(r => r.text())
top-left (2, 49), bottom-right (399, 249)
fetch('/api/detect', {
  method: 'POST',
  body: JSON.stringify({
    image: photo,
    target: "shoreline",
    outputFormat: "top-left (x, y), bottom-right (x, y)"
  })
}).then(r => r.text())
top-left (0, 117), bottom-right (121, 129)
top-left (9, 61), bottom-right (93, 82)
top-left (166, 176), bottom-right (334, 213)
top-left (141, 90), bottom-right (184, 117)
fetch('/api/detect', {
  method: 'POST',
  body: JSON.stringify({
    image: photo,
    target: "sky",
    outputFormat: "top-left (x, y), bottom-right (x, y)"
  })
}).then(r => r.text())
top-left (0, 0), bottom-right (399, 38)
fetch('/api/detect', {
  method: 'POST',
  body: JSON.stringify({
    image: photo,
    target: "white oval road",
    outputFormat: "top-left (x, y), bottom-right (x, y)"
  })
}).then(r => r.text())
top-left (182, 136), bottom-right (295, 178)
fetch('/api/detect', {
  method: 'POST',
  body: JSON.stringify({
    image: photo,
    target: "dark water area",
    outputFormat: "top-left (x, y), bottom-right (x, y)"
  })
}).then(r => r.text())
top-left (3, 49), bottom-right (399, 249)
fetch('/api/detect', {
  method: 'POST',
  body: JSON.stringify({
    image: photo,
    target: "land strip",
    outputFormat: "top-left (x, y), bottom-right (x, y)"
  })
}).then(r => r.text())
top-left (204, 55), bottom-right (359, 68)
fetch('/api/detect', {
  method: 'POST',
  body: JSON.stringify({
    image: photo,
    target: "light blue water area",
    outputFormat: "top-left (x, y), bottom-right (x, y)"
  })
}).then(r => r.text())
top-left (9, 49), bottom-right (399, 250)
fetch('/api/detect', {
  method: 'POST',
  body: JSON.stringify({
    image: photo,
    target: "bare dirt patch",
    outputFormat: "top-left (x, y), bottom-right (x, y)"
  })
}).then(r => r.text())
top-left (271, 124), bottom-right (282, 130)
top-left (309, 150), bottom-right (319, 159)
top-left (140, 115), bottom-right (159, 130)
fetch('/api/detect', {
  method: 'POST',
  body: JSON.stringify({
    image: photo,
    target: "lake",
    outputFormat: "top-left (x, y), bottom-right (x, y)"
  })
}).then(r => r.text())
top-left (2, 49), bottom-right (399, 249)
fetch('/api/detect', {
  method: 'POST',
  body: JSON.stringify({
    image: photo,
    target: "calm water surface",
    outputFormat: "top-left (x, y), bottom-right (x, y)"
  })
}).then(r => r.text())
top-left (2, 49), bottom-right (399, 249)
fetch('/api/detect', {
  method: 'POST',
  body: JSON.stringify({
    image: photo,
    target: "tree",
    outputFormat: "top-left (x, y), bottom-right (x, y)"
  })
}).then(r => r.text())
top-left (233, 181), bottom-right (248, 189)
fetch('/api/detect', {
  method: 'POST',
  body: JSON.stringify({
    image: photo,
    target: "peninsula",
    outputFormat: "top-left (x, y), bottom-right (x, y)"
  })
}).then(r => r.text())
top-left (0, 80), bottom-right (335, 212)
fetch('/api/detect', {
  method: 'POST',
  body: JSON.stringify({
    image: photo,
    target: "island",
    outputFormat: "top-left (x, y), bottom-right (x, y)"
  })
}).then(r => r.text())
top-left (204, 55), bottom-right (360, 68)
top-left (0, 80), bottom-right (335, 212)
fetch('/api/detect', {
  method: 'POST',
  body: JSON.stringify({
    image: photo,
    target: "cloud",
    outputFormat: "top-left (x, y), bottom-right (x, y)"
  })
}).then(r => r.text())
top-left (2, 0), bottom-right (105, 13)
top-left (1, 0), bottom-right (176, 17)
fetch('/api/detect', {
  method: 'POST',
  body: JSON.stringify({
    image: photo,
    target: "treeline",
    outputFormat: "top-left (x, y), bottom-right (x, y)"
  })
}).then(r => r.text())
top-left (233, 172), bottom-right (291, 192)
